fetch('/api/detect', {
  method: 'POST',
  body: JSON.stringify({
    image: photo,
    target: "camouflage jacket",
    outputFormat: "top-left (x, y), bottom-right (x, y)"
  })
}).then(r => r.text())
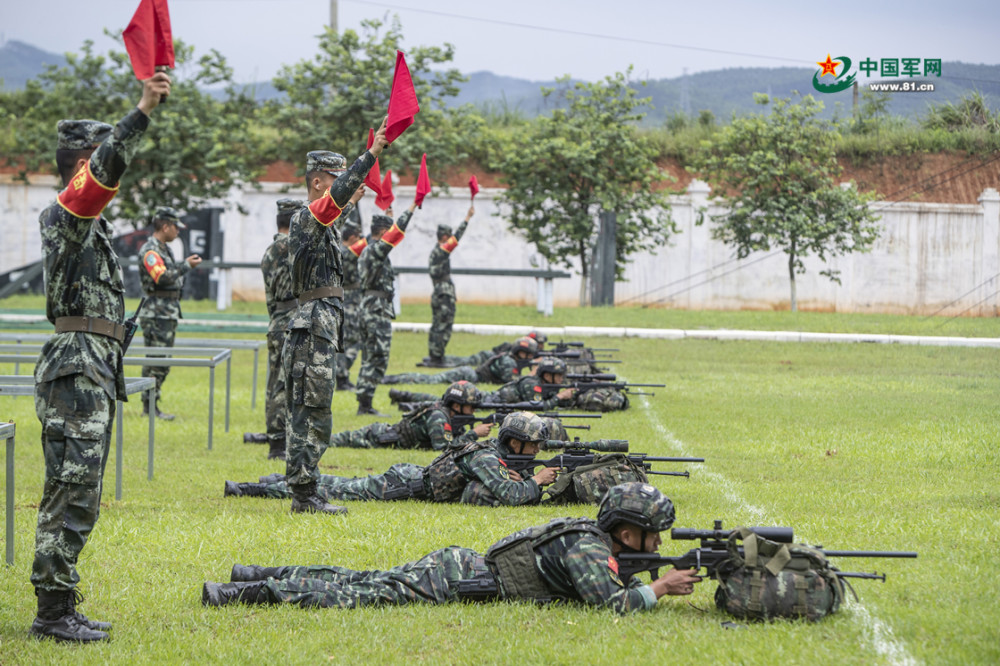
top-left (478, 353), bottom-right (522, 384)
top-left (261, 232), bottom-right (294, 335)
top-left (286, 151), bottom-right (374, 335)
top-left (358, 210), bottom-right (414, 319)
top-left (428, 219), bottom-right (468, 283)
top-left (35, 108), bottom-right (150, 401)
top-left (396, 401), bottom-right (474, 451)
top-left (482, 375), bottom-right (571, 410)
top-left (491, 518), bottom-right (656, 613)
top-left (138, 235), bottom-right (189, 320)
top-left (460, 439), bottom-right (542, 506)
top-left (341, 237), bottom-right (367, 306)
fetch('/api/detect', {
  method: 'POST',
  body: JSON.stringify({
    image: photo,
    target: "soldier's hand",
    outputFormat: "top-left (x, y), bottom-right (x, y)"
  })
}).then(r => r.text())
top-left (137, 71), bottom-right (171, 116)
top-left (651, 568), bottom-right (702, 599)
top-left (369, 116), bottom-right (389, 157)
top-left (472, 422), bottom-right (492, 438)
top-left (186, 255), bottom-right (203, 268)
top-left (508, 469), bottom-right (523, 482)
top-left (556, 388), bottom-right (576, 401)
top-left (466, 205), bottom-right (475, 220)
top-left (350, 185), bottom-right (367, 205)
top-left (531, 467), bottom-right (558, 487)
top-left (408, 201), bottom-right (418, 214)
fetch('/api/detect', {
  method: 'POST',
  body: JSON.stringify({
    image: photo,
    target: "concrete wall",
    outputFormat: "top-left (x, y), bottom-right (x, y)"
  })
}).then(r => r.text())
top-left (2, 175), bottom-right (998, 316)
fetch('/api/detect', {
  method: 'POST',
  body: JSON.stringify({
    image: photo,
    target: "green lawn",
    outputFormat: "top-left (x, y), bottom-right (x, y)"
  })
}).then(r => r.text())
top-left (0, 317), bottom-right (997, 664)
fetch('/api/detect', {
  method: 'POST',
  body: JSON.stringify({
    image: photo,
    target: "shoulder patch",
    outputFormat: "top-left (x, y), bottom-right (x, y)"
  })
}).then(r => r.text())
top-left (143, 251), bottom-right (167, 283)
top-left (608, 557), bottom-right (623, 586)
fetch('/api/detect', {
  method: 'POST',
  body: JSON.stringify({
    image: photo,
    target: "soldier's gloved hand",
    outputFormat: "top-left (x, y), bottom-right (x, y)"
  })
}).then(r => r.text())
top-left (531, 467), bottom-right (558, 487)
top-left (186, 254), bottom-right (203, 268)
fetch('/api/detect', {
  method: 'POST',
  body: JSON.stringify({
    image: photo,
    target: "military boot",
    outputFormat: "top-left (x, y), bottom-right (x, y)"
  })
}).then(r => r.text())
top-left (155, 401), bottom-right (176, 421)
top-left (243, 432), bottom-right (268, 444)
top-left (29, 590), bottom-right (109, 643)
top-left (356, 394), bottom-right (388, 417)
top-left (266, 436), bottom-right (286, 461)
top-left (258, 472), bottom-right (285, 484)
top-left (224, 481), bottom-right (270, 498)
top-left (230, 564), bottom-right (288, 582)
top-left (336, 376), bottom-right (356, 391)
top-left (388, 388), bottom-right (416, 404)
top-left (423, 356), bottom-right (447, 368)
top-left (202, 581), bottom-right (271, 607)
top-left (290, 483), bottom-right (348, 515)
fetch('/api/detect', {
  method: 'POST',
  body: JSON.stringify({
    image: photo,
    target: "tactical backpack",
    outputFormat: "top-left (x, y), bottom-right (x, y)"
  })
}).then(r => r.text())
top-left (713, 527), bottom-right (845, 622)
top-left (486, 517), bottom-right (606, 601)
top-left (394, 404), bottom-right (439, 449)
top-left (474, 353), bottom-right (508, 383)
top-left (575, 387), bottom-right (629, 412)
top-left (543, 454), bottom-right (648, 505)
top-left (423, 439), bottom-right (494, 502)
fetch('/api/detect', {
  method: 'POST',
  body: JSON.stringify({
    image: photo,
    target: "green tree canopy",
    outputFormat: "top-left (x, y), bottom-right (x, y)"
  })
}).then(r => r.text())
top-left (694, 94), bottom-right (882, 311)
top-left (489, 70), bottom-right (676, 305)
top-left (1, 35), bottom-right (261, 225)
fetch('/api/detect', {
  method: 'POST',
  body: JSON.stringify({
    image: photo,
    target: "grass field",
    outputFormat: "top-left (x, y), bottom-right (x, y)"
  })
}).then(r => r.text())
top-left (0, 306), bottom-right (998, 664)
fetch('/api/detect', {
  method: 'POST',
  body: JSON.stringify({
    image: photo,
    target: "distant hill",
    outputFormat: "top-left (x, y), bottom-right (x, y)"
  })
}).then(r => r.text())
top-left (3, 39), bottom-right (998, 124)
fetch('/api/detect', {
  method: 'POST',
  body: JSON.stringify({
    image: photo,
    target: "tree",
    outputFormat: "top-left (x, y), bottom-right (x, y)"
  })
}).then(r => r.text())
top-left (489, 70), bottom-right (676, 305)
top-left (0, 35), bottom-right (261, 225)
top-left (268, 17), bottom-right (470, 181)
top-left (694, 94), bottom-right (881, 311)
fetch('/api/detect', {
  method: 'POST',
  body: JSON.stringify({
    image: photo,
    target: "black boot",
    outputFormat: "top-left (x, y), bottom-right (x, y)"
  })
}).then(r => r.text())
top-left (155, 401), bottom-right (176, 421)
top-left (243, 432), bottom-right (268, 444)
top-left (356, 394), bottom-right (388, 417)
top-left (30, 589), bottom-right (109, 642)
top-left (202, 581), bottom-right (271, 607)
top-left (230, 564), bottom-right (288, 581)
top-left (424, 355), bottom-right (447, 368)
top-left (290, 483), bottom-right (348, 515)
top-left (267, 437), bottom-right (286, 461)
top-left (259, 472), bottom-right (285, 484)
top-left (224, 481), bottom-right (270, 498)
top-left (388, 388), bottom-right (415, 404)
top-left (336, 376), bottom-right (356, 391)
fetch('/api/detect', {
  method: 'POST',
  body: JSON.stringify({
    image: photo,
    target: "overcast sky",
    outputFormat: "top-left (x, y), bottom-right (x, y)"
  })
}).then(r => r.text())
top-left (2, 0), bottom-right (997, 84)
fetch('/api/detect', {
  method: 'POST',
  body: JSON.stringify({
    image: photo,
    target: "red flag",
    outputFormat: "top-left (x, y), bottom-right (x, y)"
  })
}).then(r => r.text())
top-left (123, 0), bottom-right (175, 80)
top-left (414, 153), bottom-right (431, 208)
top-left (469, 175), bottom-right (480, 201)
top-left (364, 128), bottom-right (382, 196)
top-left (376, 170), bottom-right (395, 210)
top-left (385, 50), bottom-right (420, 143)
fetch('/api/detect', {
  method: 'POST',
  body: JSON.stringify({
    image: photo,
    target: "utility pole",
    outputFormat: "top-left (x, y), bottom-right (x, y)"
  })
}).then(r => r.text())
top-left (329, 0), bottom-right (338, 32)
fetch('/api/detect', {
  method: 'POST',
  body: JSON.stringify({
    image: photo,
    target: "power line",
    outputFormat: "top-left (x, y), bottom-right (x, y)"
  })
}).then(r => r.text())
top-left (922, 273), bottom-right (999, 320)
top-left (934, 288), bottom-right (1000, 325)
top-left (640, 250), bottom-right (784, 309)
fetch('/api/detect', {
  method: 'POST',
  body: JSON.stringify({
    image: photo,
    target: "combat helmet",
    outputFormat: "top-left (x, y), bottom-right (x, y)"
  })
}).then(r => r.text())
top-left (597, 482), bottom-right (676, 534)
top-left (527, 330), bottom-right (548, 346)
top-left (498, 411), bottom-right (548, 446)
top-left (534, 355), bottom-right (567, 378)
top-left (512, 336), bottom-right (539, 357)
top-left (441, 380), bottom-right (482, 409)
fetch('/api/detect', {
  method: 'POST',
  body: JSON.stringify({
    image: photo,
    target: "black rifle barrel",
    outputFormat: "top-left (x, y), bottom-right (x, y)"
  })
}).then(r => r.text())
top-left (633, 455), bottom-right (705, 463)
top-left (567, 373), bottom-right (617, 381)
top-left (671, 526), bottom-right (794, 543)
top-left (541, 439), bottom-right (629, 452)
top-left (821, 550), bottom-right (918, 558)
top-left (646, 470), bottom-right (691, 477)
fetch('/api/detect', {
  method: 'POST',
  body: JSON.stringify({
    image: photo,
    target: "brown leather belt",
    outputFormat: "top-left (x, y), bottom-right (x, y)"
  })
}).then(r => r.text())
top-left (151, 290), bottom-right (180, 299)
top-left (343, 282), bottom-right (361, 291)
top-left (298, 286), bottom-right (344, 303)
top-left (272, 298), bottom-right (298, 313)
top-left (364, 289), bottom-right (392, 299)
top-left (54, 316), bottom-right (125, 343)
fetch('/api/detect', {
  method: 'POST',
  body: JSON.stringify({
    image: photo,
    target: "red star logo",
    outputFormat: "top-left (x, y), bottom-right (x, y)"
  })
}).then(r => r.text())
top-left (817, 54), bottom-right (840, 77)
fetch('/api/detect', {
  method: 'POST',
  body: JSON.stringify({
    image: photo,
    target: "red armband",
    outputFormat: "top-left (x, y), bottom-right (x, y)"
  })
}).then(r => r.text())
top-left (143, 251), bottom-right (167, 283)
top-left (57, 162), bottom-right (118, 219)
top-left (380, 224), bottom-right (405, 247)
top-left (349, 238), bottom-right (368, 257)
top-left (440, 236), bottom-right (459, 253)
top-left (308, 190), bottom-right (343, 227)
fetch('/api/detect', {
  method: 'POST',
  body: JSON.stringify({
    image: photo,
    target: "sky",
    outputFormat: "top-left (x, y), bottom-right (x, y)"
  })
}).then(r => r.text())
top-left (2, 0), bottom-right (998, 84)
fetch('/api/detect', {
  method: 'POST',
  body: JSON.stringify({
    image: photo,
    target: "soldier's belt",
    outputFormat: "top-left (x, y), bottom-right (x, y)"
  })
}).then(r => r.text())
top-left (432, 277), bottom-right (452, 284)
top-left (272, 298), bottom-right (297, 313)
top-left (150, 290), bottom-right (180, 299)
top-left (297, 286), bottom-right (344, 303)
top-left (343, 282), bottom-right (361, 291)
top-left (364, 289), bottom-right (392, 299)
top-left (54, 316), bottom-right (125, 343)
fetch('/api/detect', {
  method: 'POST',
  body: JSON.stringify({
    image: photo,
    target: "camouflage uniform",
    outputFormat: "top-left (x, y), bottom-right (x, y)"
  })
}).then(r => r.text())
top-left (335, 234), bottom-right (366, 385)
top-left (32, 111), bottom-right (148, 593)
top-left (329, 402), bottom-right (465, 451)
top-left (137, 229), bottom-right (190, 408)
top-left (383, 352), bottom-right (521, 386)
top-left (427, 220), bottom-right (468, 360)
top-left (573, 387), bottom-right (629, 412)
top-left (261, 207), bottom-right (297, 454)
top-left (355, 210), bottom-right (414, 402)
top-left (282, 151), bottom-right (372, 491)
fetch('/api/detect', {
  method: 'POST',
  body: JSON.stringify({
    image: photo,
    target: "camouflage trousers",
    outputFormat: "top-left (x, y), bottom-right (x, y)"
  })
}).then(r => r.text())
top-left (335, 291), bottom-right (362, 383)
top-left (382, 366), bottom-right (478, 386)
top-left (282, 328), bottom-right (338, 487)
top-left (574, 387), bottom-right (629, 412)
top-left (264, 330), bottom-right (288, 446)
top-left (442, 350), bottom-right (493, 366)
top-left (259, 463), bottom-right (424, 501)
top-left (32, 373), bottom-right (114, 591)
top-left (139, 316), bottom-right (177, 405)
top-left (330, 421), bottom-right (391, 449)
top-left (428, 282), bottom-right (456, 359)
top-left (260, 547), bottom-right (489, 608)
top-left (356, 306), bottom-right (393, 400)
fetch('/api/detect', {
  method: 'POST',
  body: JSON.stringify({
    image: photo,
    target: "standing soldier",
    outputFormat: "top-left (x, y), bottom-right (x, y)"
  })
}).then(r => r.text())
top-left (137, 206), bottom-right (202, 419)
top-left (426, 206), bottom-right (474, 366)
top-left (355, 202), bottom-right (417, 415)
top-left (335, 220), bottom-right (366, 391)
top-left (30, 72), bottom-right (171, 643)
top-left (258, 199), bottom-right (301, 460)
top-left (282, 120), bottom-right (386, 516)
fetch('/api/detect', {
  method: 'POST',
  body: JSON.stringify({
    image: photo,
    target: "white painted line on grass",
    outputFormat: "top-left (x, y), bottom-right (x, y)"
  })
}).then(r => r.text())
top-left (634, 392), bottom-right (918, 666)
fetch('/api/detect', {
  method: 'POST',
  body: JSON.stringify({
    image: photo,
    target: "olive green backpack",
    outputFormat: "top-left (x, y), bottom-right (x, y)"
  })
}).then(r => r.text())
top-left (543, 454), bottom-right (648, 505)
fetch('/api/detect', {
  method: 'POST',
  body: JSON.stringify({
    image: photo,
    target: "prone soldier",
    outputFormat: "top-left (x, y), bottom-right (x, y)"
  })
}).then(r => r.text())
top-left (426, 206), bottom-right (474, 365)
top-left (382, 336), bottom-right (538, 386)
top-left (30, 72), bottom-right (171, 643)
top-left (422, 330), bottom-right (548, 368)
top-left (137, 206), bottom-right (202, 419)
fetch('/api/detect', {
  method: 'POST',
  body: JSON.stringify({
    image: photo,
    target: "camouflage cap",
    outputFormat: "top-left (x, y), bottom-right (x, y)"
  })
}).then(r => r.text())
top-left (597, 482), bottom-right (676, 534)
top-left (342, 220), bottom-right (362, 238)
top-left (498, 411), bottom-right (549, 445)
top-left (371, 214), bottom-right (393, 233)
top-left (153, 206), bottom-right (187, 229)
top-left (306, 151), bottom-right (347, 175)
top-left (276, 198), bottom-right (303, 214)
top-left (57, 119), bottom-right (113, 150)
top-left (436, 224), bottom-right (453, 238)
